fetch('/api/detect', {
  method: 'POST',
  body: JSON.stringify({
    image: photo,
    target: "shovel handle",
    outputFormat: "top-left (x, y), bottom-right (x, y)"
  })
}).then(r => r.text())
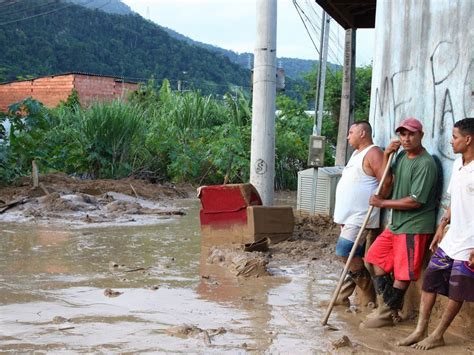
top-left (321, 151), bottom-right (395, 325)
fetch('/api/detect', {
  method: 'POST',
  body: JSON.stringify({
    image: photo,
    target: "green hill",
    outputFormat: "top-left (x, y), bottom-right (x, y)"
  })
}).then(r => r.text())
top-left (0, 0), bottom-right (251, 94)
top-left (67, 0), bottom-right (330, 80)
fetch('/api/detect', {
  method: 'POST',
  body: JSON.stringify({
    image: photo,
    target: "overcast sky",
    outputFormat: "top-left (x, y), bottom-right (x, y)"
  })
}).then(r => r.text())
top-left (122, 0), bottom-right (374, 67)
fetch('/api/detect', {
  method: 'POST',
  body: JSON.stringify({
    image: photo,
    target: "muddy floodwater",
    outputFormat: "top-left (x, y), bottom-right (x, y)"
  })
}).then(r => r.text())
top-left (1, 198), bottom-right (473, 353)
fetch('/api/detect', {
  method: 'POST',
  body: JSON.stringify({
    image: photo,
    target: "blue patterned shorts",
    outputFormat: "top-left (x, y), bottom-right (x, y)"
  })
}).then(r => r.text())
top-left (422, 247), bottom-right (474, 302)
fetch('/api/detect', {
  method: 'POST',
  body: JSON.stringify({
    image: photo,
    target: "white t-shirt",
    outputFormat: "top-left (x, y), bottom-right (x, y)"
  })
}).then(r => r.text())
top-left (333, 145), bottom-right (380, 228)
top-left (439, 157), bottom-right (474, 261)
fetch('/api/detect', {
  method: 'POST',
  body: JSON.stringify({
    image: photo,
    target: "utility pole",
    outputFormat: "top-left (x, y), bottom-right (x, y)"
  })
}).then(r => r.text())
top-left (313, 12), bottom-right (330, 135)
top-left (250, 0), bottom-right (277, 206)
top-left (335, 29), bottom-right (356, 166)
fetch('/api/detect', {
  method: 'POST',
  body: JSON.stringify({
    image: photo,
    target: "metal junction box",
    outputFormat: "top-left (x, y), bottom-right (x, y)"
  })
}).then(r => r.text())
top-left (307, 135), bottom-right (326, 167)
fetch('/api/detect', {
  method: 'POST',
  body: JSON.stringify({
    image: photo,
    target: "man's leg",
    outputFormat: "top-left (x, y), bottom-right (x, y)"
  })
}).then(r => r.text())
top-left (397, 290), bottom-right (437, 346)
top-left (412, 255), bottom-right (473, 350)
top-left (412, 298), bottom-right (463, 350)
top-left (335, 226), bottom-right (374, 306)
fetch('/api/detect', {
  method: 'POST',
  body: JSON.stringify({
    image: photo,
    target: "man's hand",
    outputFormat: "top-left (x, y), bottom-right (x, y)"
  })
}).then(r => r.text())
top-left (429, 226), bottom-right (444, 253)
top-left (469, 250), bottom-right (474, 267)
top-left (385, 139), bottom-right (401, 155)
top-left (369, 194), bottom-right (385, 208)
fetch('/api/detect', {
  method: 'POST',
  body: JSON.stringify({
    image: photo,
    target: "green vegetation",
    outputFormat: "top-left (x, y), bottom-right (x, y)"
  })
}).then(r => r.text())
top-left (0, 65), bottom-right (372, 190)
top-left (0, 0), bottom-right (249, 95)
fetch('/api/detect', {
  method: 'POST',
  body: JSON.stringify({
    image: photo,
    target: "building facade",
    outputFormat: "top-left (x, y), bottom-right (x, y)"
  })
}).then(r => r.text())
top-left (0, 72), bottom-right (139, 112)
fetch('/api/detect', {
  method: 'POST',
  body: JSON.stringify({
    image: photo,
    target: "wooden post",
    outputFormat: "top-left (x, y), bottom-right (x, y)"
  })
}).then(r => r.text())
top-left (335, 29), bottom-right (356, 166)
top-left (32, 160), bottom-right (39, 188)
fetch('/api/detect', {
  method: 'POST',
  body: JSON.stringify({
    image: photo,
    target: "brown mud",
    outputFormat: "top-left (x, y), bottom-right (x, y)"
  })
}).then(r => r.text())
top-left (0, 182), bottom-right (472, 353)
top-left (0, 173), bottom-right (193, 226)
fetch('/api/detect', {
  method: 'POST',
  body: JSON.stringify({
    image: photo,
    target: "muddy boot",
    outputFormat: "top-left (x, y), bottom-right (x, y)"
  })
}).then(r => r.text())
top-left (335, 274), bottom-right (356, 307)
top-left (361, 294), bottom-right (396, 328)
top-left (352, 268), bottom-right (376, 307)
top-left (361, 279), bottom-right (405, 329)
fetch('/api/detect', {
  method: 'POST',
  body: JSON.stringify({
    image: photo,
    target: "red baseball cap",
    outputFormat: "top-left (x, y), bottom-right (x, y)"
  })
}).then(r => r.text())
top-left (395, 117), bottom-right (423, 133)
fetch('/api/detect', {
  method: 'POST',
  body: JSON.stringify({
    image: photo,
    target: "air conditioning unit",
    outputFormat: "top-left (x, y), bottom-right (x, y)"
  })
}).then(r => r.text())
top-left (297, 166), bottom-right (344, 216)
top-left (314, 166), bottom-right (344, 216)
top-left (297, 168), bottom-right (318, 214)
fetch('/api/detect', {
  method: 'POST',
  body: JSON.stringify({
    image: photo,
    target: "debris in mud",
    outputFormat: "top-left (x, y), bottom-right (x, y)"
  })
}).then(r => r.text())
top-left (165, 324), bottom-right (226, 345)
top-left (52, 316), bottom-right (70, 324)
top-left (332, 335), bottom-right (353, 349)
top-left (104, 288), bottom-right (123, 297)
top-left (144, 285), bottom-right (160, 290)
top-left (0, 173), bottom-right (191, 225)
top-left (269, 214), bottom-right (339, 262)
top-left (207, 247), bottom-right (269, 278)
top-left (58, 326), bottom-right (75, 331)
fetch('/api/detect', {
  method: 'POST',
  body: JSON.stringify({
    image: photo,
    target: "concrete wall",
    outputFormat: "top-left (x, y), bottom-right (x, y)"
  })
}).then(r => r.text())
top-left (369, 0), bottom-right (473, 197)
top-left (369, 0), bottom-right (473, 339)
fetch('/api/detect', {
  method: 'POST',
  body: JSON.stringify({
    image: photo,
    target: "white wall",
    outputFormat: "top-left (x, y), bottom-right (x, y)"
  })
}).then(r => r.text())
top-left (369, 0), bottom-right (473, 204)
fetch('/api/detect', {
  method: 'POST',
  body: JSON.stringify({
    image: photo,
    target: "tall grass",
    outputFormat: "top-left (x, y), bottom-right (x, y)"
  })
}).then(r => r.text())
top-left (75, 101), bottom-right (146, 178)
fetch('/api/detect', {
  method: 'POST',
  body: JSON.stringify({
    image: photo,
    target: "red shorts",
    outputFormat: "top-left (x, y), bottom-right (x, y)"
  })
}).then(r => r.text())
top-left (365, 228), bottom-right (431, 281)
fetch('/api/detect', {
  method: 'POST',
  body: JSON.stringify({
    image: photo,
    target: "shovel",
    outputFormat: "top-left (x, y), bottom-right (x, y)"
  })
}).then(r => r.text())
top-left (321, 151), bottom-right (395, 325)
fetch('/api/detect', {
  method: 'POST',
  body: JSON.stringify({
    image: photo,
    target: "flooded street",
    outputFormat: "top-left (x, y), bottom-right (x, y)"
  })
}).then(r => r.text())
top-left (1, 198), bottom-right (472, 353)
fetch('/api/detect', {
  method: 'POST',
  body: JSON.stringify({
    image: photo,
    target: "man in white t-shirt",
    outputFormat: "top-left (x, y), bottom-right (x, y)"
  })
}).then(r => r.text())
top-left (398, 117), bottom-right (474, 350)
top-left (332, 121), bottom-right (390, 307)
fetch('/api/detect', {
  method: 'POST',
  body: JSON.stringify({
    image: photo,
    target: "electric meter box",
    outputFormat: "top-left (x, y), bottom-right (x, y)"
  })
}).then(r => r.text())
top-left (307, 135), bottom-right (326, 167)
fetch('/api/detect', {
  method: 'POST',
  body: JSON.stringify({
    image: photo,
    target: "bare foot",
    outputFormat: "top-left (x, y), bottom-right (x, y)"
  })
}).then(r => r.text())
top-left (412, 335), bottom-right (445, 350)
top-left (396, 330), bottom-right (426, 346)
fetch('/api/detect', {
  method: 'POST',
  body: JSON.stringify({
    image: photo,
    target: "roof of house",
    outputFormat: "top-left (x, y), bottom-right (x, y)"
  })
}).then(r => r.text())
top-left (315, 0), bottom-right (376, 29)
top-left (0, 72), bottom-right (139, 85)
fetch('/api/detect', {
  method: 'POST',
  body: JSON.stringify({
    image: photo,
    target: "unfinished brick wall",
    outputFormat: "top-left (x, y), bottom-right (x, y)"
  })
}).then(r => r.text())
top-left (0, 74), bottom-right (139, 112)
top-left (74, 75), bottom-right (138, 107)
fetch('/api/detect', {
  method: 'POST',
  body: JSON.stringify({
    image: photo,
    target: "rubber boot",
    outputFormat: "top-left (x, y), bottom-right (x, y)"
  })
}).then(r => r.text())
top-left (361, 294), bottom-right (396, 328)
top-left (361, 281), bottom-right (406, 329)
top-left (335, 274), bottom-right (356, 307)
top-left (352, 268), bottom-right (376, 307)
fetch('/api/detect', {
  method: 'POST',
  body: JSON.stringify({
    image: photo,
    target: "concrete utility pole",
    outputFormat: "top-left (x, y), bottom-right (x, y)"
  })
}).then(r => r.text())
top-left (250, 0), bottom-right (277, 206)
top-left (313, 12), bottom-right (330, 135)
top-left (335, 29), bottom-right (356, 166)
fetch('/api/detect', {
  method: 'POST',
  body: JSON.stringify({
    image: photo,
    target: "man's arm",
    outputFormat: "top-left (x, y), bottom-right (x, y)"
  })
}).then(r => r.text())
top-left (364, 147), bottom-right (392, 198)
top-left (469, 249), bottom-right (474, 267)
top-left (370, 195), bottom-right (421, 210)
top-left (429, 206), bottom-right (451, 252)
top-left (367, 141), bottom-right (400, 198)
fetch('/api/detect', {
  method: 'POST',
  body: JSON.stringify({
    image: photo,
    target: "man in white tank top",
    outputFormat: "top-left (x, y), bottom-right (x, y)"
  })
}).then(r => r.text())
top-left (332, 121), bottom-right (390, 307)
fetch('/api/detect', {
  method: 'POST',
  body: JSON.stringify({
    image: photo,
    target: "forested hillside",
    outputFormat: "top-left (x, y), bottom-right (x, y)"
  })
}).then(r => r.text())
top-left (0, 0), bottom-right (250, 94)
top-left (66, 0), bottom-right (326, 79)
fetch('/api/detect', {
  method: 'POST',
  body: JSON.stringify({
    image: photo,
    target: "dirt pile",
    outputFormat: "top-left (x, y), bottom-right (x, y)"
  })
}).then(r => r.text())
top-left (269, 213), bottom-right (339, 262)
top-left (0, 173), bottom-right (192, 202)
top-left (207, 247), bottom-right (269, 278)
top-left (0, 173), bottom-right (191, 226)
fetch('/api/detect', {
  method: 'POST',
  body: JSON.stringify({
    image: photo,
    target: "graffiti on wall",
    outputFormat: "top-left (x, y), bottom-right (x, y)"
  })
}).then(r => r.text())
top-left (371, 40), bottom-right (473, 160)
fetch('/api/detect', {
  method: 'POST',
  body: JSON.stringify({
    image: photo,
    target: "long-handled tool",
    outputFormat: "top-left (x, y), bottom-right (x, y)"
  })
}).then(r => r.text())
top-left (321, 151), bottom-right (395, 325)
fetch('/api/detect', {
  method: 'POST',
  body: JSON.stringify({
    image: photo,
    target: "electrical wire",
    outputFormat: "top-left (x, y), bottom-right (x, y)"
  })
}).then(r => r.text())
top-left (292, 0), bottom-right (320, 56)
top-left (0, 0), bottom-right (95, 26)
top-left (0, 0), bottom-right (59, 19)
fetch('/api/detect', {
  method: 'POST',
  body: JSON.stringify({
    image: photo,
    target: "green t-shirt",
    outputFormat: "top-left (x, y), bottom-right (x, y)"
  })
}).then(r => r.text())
top-left (389, 150), bottom-right (438, 234)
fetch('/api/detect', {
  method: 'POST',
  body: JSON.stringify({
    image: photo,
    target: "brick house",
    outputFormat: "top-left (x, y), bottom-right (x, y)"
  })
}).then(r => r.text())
top-left (0, 72), bottom-right (139, 112)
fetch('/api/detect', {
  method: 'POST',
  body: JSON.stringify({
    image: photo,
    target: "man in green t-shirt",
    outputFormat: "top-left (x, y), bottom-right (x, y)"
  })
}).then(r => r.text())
top-left (361, 117), bottom-right (438, 328)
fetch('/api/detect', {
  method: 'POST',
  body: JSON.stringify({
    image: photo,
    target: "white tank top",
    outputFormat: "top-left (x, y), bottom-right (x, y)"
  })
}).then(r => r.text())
top-left (333, 144), bottom-right (380, 228)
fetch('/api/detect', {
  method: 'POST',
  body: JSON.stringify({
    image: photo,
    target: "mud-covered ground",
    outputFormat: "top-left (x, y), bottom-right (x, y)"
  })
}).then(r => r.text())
top-left (0, 177), bottom-right (472, 353)
top-left (0, 173), bottom-right (193, 226)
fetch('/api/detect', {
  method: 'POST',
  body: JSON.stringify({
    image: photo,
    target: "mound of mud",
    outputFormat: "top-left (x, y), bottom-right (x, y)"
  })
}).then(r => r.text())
top-left (0, 173), bottom-right (192, 202)
top-left (207, 247), bottom-right (269, 278)
top-left (269, 214), bottom-right (339, 262)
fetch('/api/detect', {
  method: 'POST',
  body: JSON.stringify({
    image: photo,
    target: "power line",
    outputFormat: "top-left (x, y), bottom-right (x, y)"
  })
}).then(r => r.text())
top-left (0, 0), bottom-right (95, 26)
top-left (292, 0), bottom-right (320, 56)
top-left (0, 0), bottom-right (60, 20)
